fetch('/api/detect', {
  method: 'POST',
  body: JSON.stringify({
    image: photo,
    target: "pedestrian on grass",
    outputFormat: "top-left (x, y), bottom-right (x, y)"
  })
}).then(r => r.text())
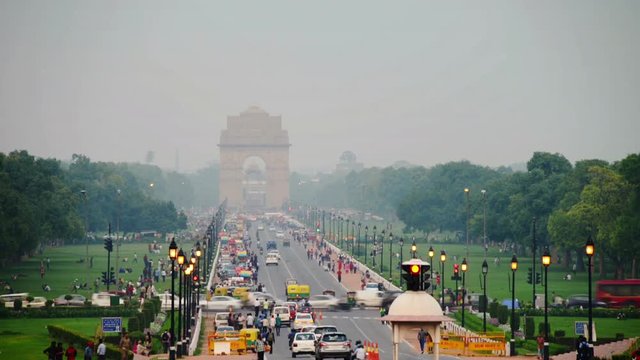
top-left (96, 338), bottom-right (106, 360)
top-left (83, 342), bottom-right (93, 360)
top-left (65, 343), bottom-right (77, 360)
top-left (43, 341), bottom-right (56, 360)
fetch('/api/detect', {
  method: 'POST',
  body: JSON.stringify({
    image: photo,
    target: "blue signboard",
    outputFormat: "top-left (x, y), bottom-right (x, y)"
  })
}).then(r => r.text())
top-left (575, 321), bottom-right (586, 335)
top-left (102, 317), bottom-right (122, 333)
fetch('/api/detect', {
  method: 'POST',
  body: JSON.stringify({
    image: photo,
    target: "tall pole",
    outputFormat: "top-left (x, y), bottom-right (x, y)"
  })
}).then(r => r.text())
top-left (481, 189), bottom-right (487, 260)
top-left (389, 232), bottom-right (393, 280)
top-left (440, 251), bottom-right (446, 309)
top-left (399, 239), bottom-right (404, 287)
top-left (380, 230), bottom-right (385, 273)
top-left (170, 258), bottom-right (176, 360)
top-left (461, 260), bottom-right (467, 327)
top-left (465, 188), bottom-right (470, 260)
top-left (542, 247), bottom-right (550, 360)
top-left (106, 224), bottom-right (112, 291)
top-left (532, 218), bottom-right (537, 307)
top-left (364, 226), bottom-right (368, 265)
top-left (586, 236), bottom-right (595, 355)
top-left (357, 223), bottom-right (361, 257)
top-left (115, 189), bottom-right (121, 277)
top-left (482, 260), bottom-right (488, 333)
top-left (81, 190), bottom-right (88, 286)
top-left (322, 210), bottom-right (325, 238)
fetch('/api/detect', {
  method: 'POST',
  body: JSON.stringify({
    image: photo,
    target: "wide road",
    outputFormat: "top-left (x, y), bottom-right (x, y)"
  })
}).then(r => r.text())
top-left (249, 222), bottom-right (455, 360)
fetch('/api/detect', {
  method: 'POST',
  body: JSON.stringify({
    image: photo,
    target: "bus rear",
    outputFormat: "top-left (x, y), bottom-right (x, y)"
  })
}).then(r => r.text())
top-left (596, 279), bottom-right (640, 308)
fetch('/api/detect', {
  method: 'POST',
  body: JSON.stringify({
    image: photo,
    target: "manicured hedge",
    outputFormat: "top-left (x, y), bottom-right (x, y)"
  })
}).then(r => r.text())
top-left (47, 324), bottom-right (133, 360)
top-left (0, 306), bottom-right (139, 319)
top-left (520, 307), bottom-right (640, 318)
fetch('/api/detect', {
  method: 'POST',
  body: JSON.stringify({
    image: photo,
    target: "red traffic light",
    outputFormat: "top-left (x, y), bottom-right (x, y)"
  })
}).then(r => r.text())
top-left (453, 263), bottom-right (460, 274)
top-left (193, 275), bottom-right (199, 282)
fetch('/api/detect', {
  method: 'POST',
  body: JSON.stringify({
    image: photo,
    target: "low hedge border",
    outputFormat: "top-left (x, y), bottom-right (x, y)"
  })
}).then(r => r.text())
top-left (0, 306), bottom-right (139, 319)
top-left (47, 324), bottom-right (132, 360)
top-left (520, 307), bottom-right (640, 318)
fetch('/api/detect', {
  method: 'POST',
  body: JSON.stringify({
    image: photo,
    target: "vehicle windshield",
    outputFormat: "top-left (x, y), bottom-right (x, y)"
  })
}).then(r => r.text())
top-left (323, 333), bottom-right (347, 342)
top-left (297, 314), bottom-right (312, 320)
top-left (296, 333), bottom-right (315, 340)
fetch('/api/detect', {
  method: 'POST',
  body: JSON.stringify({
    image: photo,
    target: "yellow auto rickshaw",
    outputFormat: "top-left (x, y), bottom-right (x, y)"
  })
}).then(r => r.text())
top-left (240, 328), bottom-right (260, 353)
top-left (232, 287), bottom-right (250, 302)
top-left (214, 287), bottom-right (228, 296)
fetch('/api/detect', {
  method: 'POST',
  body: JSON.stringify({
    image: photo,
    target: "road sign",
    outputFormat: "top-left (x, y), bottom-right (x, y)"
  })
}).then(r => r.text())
top-left (102, 317), bottom-right (122, 333)
top-left (575, 321), bottom-right (597, 341)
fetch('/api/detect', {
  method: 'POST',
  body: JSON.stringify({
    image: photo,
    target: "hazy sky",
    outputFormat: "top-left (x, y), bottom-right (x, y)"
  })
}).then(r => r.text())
top-left (1, 1), bottom-right (639, 173)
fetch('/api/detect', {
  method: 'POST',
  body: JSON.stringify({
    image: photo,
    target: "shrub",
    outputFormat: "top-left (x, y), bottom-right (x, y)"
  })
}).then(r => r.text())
top-left (497, 304), bottom-right (509, 325)
top-left (136, 313), bottom-right (146, 331)
top-left (489, 300), bottom-right (499, 318)
top-left (128, 317), bottom-right (140, 333)
top-left (26, 296), bottom-right (35, 302)
top-left (45, 300), bottom-right (54, 308)
top-left (13, 300), bottom-right (22, 311)
top-left (142, 308), bottom-right (154, 328)
top-left (64, 295), bottom-right (73, 301)
top-left (512, 312), bottom-right (520, 331)
top-left (539, 322), bottom-right (550, 337)
top-left (525, 317), bottom-right (535, 338)
top-left (615, 333), bottom-right (625, 340)
top-left (0, 306), bottom-right (138, 319)
top-left (554, 330), bottom-right (566, 337)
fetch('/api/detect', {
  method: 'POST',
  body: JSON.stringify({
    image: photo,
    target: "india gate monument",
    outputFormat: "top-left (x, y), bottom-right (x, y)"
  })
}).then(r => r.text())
top-left (218, 106), bottom-right (290, 210)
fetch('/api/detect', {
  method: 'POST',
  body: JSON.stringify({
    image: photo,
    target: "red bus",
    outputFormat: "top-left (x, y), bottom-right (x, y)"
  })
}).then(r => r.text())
top-left (596, 279), bottom-right (640, 308)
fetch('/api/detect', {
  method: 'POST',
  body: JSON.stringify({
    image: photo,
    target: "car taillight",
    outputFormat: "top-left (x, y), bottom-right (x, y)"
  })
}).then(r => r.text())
top-left (320, 342), bottom-right (328, 347)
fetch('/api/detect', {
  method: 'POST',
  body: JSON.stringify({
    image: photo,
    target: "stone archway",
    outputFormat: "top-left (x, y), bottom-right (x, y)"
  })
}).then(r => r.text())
top-left (218, 106), bottom-right (290, 210)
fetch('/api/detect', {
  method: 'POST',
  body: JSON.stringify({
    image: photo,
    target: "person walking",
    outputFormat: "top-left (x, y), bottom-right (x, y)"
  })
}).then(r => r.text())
top-left (96, 339), bottom-right (106, 360)
top-left (275, 313), bottom-right (282, 336)
top-left (83, 342), bottom-right (93, 360)
top-left (43, 341), bottom-right (57, 360)
top-left (577, 335), bottom-right (590, 360)
top-left (379, 307), bottom-right (387, 324)
top-left (267, 329), bottom-right (275, 354)
top-left (55, 342), bottom-right (64, 360)
top-left (65, 343), bottom-right (77, 360)
top-left (537, 333), bottom-right (545, 359)
top-left (418, 328), bottom-right (428, 354)
top-left (255, 337), bottom-right (265, 360)
top-left (119, 332), bottom-right (131, 360)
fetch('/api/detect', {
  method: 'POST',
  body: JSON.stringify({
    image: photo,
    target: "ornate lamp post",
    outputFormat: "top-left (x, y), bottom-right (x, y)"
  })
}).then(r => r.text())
top-left (585, 236), bottom-right (595, 352)
top-left (428, 246), bottom-right (435, 295)
top-left (176, 249), bottom-right (185, 357)
top-left (481, 189), bottom-right (487, 259)
top-left (510, 255), bottom-right (518, 356)
top-left (461, 258), bottom-right (468, 327)
top-left (195, 242), bottom-right (202, 311)
top-left (482, 260), bottom-right (489, 332)
top-left (190, 253), bottom-right (197, 324)
top-left (168, 238), bottom-right (178, 360)
top-left (183, 263), bottom-right (193, 345)
top-left (411, 238), bottom-right (417, 259)
top-left (357, 222), bottom-right (362, 257)
top-left (542, 248), bottom-right (551, 360)
top-left (352, 221), bottom-right (356, 255)
top-left (380, 229), bottom-right (386, 273)
top-left (440, 250), bottom-right (447, 308)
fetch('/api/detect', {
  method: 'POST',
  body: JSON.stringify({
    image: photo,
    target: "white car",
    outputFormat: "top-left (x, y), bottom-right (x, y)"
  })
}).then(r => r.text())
top-left (291, 332), bottom-right (316, 357)
top-left (273, 306), bottom-right (291, 325)
top-left (308, 294), bottom-right (340, 309)
top-left (265, 254), bottom-right (279, 266)
top-left (267, 250), bottom-right (281, 258)
top-left (269, 226), bottom-right (276, 231)
top-left (203, 296), bottom-right (242, 312)
top-left (26, 296), bottom-right (48, 308)
top-left (158, 293), bottom-right (182, 311)
top-left (292, 313), bottom-right (314, 330)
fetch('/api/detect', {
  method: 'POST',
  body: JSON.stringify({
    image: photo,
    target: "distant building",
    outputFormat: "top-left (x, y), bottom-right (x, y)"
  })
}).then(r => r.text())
top-left (335, 151), bottom-right (363, 174)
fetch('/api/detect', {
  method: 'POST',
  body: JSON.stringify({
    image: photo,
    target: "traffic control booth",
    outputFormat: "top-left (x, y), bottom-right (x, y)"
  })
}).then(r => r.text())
top-left (381, 291), bottom-right (448, 360)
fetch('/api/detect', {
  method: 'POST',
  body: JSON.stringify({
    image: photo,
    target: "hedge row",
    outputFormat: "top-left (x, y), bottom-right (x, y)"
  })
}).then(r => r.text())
top-left (520, 307), bottom-right (640, 318)
top-left (0, 306), bottom-right (139, 319)
top-left (47, 324), bottom-right (132, 360)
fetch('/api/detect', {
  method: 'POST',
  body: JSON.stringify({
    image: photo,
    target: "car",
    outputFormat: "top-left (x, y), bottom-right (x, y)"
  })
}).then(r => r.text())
top-left (158, 293), bottom-right (182, 311)
top-left (566, 295), bottom-right (608, 309)
top-left (247, 292), bottom-right (281, 305)
top-left (355, 290), bottom-right (384, 308)
top-left (313, 325), bottom-right (338, 340)
top-left (301, 325), bottom-right (317, 333)
top-left (292, 312), bottom-right (315, 330)
top-left (315, 332), bottom-right (351, 359)
top-left (364, 282), bottom-right (382, 291)
top-left (381, 291), bottom-right (402, 311)
top-left (273, 306), bottom-right (291, 326)
top-left (291, 332), bottom-right (316, 357)
top-left (215, 325), bottom-right (234, 334)
top-left (276, 231), bottom-right (285, 239)
top-left (202, 296), bottom-right (242, 311)
top-left (91, 292), bottom-right (124, 307)
top-left (265, 253), bottom-right (279, 266)
top-left (258, 225), bottom-right (265, 231)
top-left (269, 226), bottom-right (276, 231)
top-left (214, 312), bottom-right (230, 327)
top-left (54, 294), bottom-right (86, 307)
top-left (26, 296), bottom-right (48, 308)
top-left (308, 294), bottom-right (340, 309)
top-left (267, 249), bottom-right (280, 258)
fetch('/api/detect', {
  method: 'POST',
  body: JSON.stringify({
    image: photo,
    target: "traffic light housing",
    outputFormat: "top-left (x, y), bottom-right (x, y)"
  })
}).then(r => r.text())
top-left (453, 263), bottom-right (459, 275)
top-left (402, 259), bottom-right (431, 291)
top-left (536, 272), bottom-right (541, 284)
top-left (527, 267), bottom-right (533, 284)
top-left (109, 270), bottom-right (115, 284)
top-left (101, 271), bottom-right (109, 285)
top-left (316, 222), bottom-right (321, 233)
top-left (104, 238), bottom-right (113, 252)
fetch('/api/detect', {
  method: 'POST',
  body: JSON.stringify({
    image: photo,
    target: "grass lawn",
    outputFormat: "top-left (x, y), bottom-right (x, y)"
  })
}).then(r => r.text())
top-left (528, 316), bottom-right (640, 339)
top-left (0, 318), bottom-right (99, 360)
top-left (0, 238), bottom-right (199, 300)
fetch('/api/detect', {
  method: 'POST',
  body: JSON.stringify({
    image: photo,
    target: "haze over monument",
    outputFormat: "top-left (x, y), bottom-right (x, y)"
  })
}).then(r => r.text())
top-left (1, 1), bottom-right (639, 172)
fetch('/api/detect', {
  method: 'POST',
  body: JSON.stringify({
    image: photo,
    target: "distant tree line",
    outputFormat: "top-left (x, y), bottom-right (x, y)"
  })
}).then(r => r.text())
top-left (0, 151), bottom-right (204, 267)
top-left (290, 152), bottom-right (640, 278)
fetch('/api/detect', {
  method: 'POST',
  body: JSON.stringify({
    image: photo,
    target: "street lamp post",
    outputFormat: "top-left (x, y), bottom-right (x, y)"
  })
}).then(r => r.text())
top-left (399, 238), bottom-right (404, 287)
top-left (195, 242), bottom-right (202, 312)
top-left (465, 187), bottom-right (470, 260)
top-left (585, 236), bottom-right (595, 354)
top-left (482, 260), bottom-right (489, 332)
top-left (388, 232), bottom-right (393, 280)
top-left (168, 238), bottom-right (178, 360)
top-left (440, 250), bottom-right (447, 309)
top-left (357, 223), bottom-right (361, 257)
top-left (428, 246), bottom-right (435, 295)
top-left (461, 258), bottom-right (468, 327)
top-left (80, 190), bottom-right (88, 286)
top-left (176, 249), bottom-right (185, 358)
top-left (481, 189), bottom-right (487, 259)
top-left (190, 254), bottom-right (197, 328)
top-left (510, 255), bottom-right (518, 356)
top-left (380, 229), bottom-right (385, 273)
top-left (411, 239), bottom-right (417, 259)
top-left (352, 221), bottom-right (356, 255)
top-left (364, 226), bottom-right (369, 265)
top-left (542, 248), bottom-right (551, 360)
